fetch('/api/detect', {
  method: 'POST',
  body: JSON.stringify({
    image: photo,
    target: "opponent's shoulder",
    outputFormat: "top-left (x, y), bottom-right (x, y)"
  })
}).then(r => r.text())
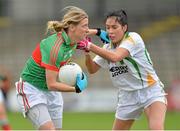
top-left (128, 32), bottom-right (143, 41)
top-left (128, 32), bottom-right (140, 36)
top-left (123, 32), bottom-right (144, 44)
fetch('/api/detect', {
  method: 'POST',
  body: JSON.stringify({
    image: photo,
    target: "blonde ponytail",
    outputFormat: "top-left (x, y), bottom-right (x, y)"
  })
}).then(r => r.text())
top-left (46, 21), bottom-right (64, 35)
top-left (46, 6), bottom-right (88, 35)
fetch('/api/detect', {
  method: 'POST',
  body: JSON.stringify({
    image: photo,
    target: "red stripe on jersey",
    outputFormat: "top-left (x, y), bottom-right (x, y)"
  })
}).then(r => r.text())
top-left (32, 43), bottom-right (41, 65)
top-left (41, 62), bottom-right (59, 72)
top-left (60, 60), bottom-right (70, 67)
top-left (51, 38), bottom-right (62, 65)
top-left (53, 39), bottom-right (62, 65)
top-left (50, 35), bottom-right (63, 65)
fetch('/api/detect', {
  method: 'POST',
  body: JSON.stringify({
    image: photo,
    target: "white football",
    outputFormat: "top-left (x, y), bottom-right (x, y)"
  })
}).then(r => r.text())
top-left (58, 62), bottom-right (82, 86)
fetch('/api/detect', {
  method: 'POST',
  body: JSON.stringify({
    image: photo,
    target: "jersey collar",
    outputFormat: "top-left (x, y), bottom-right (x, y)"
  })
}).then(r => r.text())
top-left (61, 31), bottom-right (71, 45)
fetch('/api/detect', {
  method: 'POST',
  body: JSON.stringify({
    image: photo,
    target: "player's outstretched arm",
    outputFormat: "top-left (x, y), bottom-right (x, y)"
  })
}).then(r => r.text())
top-left (77, 39), bottom-right (129, 63)
top-left (88, 28), bottom-right (110, 44)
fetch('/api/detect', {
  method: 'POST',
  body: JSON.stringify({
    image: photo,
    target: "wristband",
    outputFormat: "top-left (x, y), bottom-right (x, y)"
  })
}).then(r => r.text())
top-left (75, 86), bottom-right (81, 93)
top-left (96, 28), bottom-right (101, 36)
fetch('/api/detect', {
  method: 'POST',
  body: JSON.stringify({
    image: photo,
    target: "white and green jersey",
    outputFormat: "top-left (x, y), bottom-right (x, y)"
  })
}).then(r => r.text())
top-left (94, 32), bottom-right (163, 91)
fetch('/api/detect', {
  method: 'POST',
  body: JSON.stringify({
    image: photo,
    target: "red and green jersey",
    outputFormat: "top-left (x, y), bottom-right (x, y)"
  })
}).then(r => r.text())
top-left (21, 31), bottom-right (77, 91)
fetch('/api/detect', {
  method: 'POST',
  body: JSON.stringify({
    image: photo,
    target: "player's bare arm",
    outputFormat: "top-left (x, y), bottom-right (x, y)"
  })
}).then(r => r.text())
top-left (46, 69), bottom-right (76, 92)
top-left (89, 43), bottom-right (130, 63)
top-left (87, 29), bottom-right (98, 35)
top-left (85, 54), bottom-right (101, 74)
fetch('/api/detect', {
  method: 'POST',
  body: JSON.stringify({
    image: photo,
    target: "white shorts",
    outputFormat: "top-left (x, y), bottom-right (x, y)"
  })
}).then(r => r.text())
top-left (27, 103), bottom-right (62, 129)
top-left (115, 83), bottom-right (167, 120)
top-left (15, 79), bottom-right (63, 128)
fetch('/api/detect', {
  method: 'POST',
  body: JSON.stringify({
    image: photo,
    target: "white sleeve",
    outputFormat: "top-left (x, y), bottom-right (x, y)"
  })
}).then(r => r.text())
top-left (93, 44), bottom-right (109, 69)
top-left (93, 55), bottom-right (109, 69)
top-left (119, 40), bottom-right (136, 56)
top-left (119, 32), bottom-right (145, 57)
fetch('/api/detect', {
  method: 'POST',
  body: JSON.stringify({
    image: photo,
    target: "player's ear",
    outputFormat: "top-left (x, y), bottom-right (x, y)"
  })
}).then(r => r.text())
top-left (69, 24), bottom-right (76, 32)
top-left (122, 25), bottom-right (127, 33)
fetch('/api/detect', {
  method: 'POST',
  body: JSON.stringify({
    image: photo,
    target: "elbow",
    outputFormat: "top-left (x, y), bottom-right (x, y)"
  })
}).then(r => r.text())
top-left (86, 66), bottom-right (98, 74)
top-left (47, 83), bottom-right (56, 91)
top-left (47, 85), bottom-right (54, 91)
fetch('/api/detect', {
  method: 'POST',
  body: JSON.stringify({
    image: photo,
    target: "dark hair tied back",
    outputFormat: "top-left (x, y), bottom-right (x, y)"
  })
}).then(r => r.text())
top-left (105, 9), bottom-right (128, 26)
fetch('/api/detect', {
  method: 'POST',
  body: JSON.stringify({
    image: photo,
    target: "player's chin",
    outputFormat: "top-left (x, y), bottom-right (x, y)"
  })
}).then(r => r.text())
top-left (111, 40), bottom-right (118, 44)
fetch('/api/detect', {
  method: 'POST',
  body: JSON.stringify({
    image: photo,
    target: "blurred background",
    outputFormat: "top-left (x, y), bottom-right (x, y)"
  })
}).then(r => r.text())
top-left (0, 0), bottom-right (180, 129)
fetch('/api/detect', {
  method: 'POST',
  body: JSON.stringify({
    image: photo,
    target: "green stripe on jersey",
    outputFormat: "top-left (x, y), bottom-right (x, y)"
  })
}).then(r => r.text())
top-left (145, 49), bottom-right (153, 65)
top-left (125, 57), bottom-right (144, 87)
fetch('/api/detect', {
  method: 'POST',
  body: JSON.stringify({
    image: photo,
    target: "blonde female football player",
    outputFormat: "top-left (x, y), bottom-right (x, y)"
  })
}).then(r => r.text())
top-left (15, 6), bottom-right (88, 130)
top-left (78, 9), bottom-right (167, 130)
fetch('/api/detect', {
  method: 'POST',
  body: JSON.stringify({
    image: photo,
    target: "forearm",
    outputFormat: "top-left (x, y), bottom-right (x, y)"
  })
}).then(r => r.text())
top-left (46, 69), bottom-right (76, 92)
top-left (46, 68), bottom-right (87, 93)
top-left (87, 29), bottom-right (98, 36)
top-left (85, 53), bottom-right (100, 74)
top-left (89, 43), bottom-right (119, 62)
top-left (48, 81), bottom-right (76, 92)
top-left (85, 54), bottom-right (95, 74)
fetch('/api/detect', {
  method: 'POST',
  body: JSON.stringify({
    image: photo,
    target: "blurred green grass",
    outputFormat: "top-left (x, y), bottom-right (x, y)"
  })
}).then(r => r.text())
top-left (7, 111), bottom-right (180, 130)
